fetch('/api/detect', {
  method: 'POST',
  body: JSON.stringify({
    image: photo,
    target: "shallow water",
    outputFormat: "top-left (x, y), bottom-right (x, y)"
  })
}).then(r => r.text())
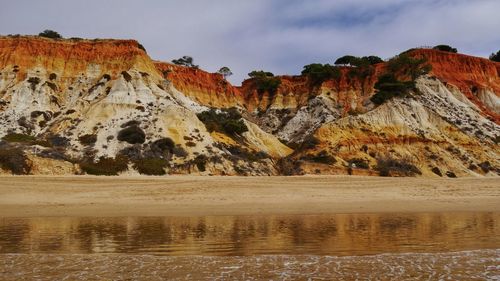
top-left (0, 250), bottom-right (499, 280)
top-left (1, 213), bottom-right (499, 256)
top-left (0, 213), bottom-right (499, 280)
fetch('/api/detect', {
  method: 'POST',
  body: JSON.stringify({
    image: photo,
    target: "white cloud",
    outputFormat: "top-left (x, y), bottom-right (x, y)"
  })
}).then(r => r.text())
top-left (1, 0), bottom-right (499, 84)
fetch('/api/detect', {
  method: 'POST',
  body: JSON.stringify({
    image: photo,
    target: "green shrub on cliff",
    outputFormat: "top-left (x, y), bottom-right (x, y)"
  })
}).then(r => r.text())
top-left (433, 45), bottom-right (457, 53)
top-left (301, 63), bottom-right (340, 87)
top-left (248, 70), bottom-right (281, 94)
top-left (0, 145), bottom-right (31, 175)
top-left (334, 55), bottom-right (383, 66)
top-left (38, 30), bottom-right (62, 39)
top-left (197, 108), bottom-right (248, 137)
top-left (370, 53), bottom-right (431, 105)
top-left (370, 74), bottom-right (415, 105)
top-left (489, 50), bottom-right (500, 62)
top-left (80, 156), bottom-right (129, 176)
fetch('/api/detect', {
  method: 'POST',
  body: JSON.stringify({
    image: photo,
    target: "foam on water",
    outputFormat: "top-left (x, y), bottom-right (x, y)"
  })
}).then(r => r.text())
top-left (0, 250), bottom-right (499, 280)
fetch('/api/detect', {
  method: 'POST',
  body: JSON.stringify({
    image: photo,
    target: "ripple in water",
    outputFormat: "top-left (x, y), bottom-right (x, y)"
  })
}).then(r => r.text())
top-left (0, 250), bottom-right (499, 280)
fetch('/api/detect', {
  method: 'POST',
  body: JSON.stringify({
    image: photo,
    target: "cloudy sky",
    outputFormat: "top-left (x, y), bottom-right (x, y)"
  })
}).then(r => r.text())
top-left (1, 0), bottom-right (499, 84)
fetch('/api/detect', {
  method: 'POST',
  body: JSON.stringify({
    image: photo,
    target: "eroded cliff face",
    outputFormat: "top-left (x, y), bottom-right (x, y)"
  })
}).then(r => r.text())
top-left (0, 36), bottom-right (498, 177)
top-left (0, 36), bottom-right (159, 81)
top-left (409, 49), bottom-right (500, 122)
top-left (154, 62), bottom-right (245, 108)
top-left (289, 77), bottom-right (499, 177)
top-left (0, 36), bottom-right (290, 176)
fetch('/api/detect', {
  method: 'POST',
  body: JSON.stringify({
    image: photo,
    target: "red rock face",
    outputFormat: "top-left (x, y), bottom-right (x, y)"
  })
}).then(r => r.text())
top-left (237, 49), bottom-right (499, 121)
top-left (409, 49), bottom-right (500, 122)
top-left (1, 36), bottom-right (497, 121)
top-left (237, 65), bottom-right (384, 114)
top-left (154, 62), bottom-right (245, 108)
top-left (0, 36), bottom-right (155, 80)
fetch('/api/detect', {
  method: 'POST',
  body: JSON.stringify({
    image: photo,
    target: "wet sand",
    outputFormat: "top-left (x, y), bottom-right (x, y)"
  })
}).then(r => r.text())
top-left (0, 175), bottom-right (499, 217)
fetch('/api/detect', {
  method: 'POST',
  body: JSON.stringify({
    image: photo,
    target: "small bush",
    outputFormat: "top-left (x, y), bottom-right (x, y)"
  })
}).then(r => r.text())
top-left (197, 108), bottom-right (248, 137)
top-left (38, 29), bottom-right (62, 39)
top-left (387, 54), bottom-right (431, 80)
top-left (152, 138), bottom-right (175, 152)
top-left (248, 70), bottom-right (274, 78)
top-left (137, 43), bottom-right (147, 53)
top-left (185, 141), bottom-right (196, 147)
top-left (193, 155), bottom-right (208, 172)
top-left (49, 73), bottom-right (57, 80)
top-left (2, 133), bottom-right (36, 143)
top-left (133, 158), bottom-right (167, 175)
top-left (45, 81), bottom-right (57, 91)
top-left (301, 63), bottom-right (341, 87)
top-left (78, 134), bottom-right (97, 146)
top-left (226, 145), bottom-right (269, 162)
top-left (478, 161), bottom-right (492, 173)
top-left (121, 71), bottom-right (132, 82)
top-left (431, 167), bottom-right (442, 177)
top-left (121, 120), bottom-right (140, 128)
top-left (117, 125), bottom-right (145, 144)
top-left (334, 55), bottom-right (383, 66)
top-left (172, 146), bottom-right (188, 158)
top-left (172, 56), bottom-right (198, 68)
top-left (27, 77), bottom-right (41, 91)
top-left (80, 156), bottom-right (128, 176)
top-left (102, 74), bottom-right (111, 81)
top-left (433, 45), bottom-right (457, 53)
top-left (3, 133), bottom-right (51, 147)
top-left (48, 135), bottom-right (70, 147)
top-left (0, 146), bottom-right (31, 175)
top-left (489, 50), bottom-right (500, 62)
top-left (370, 74), bottom-right (415, 105)
top-left (248, 70), bottom-right (281, 94)
top-left (376, 156), bottom-right (421, 177)
top-left (307, 151), bottom-right (336, 165)
top-left (445, 171), bottom-right (457, 178)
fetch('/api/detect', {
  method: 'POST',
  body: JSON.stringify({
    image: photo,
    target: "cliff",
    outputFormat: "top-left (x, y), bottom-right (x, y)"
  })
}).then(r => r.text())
top-left (154, 62), bottom-right (245, 108)
top-left (408, 49), bottom-right (500, 122)
top-left (0, 36), bottom-right (498, 177)
top-left (0, 36), bottom-right (158, 81)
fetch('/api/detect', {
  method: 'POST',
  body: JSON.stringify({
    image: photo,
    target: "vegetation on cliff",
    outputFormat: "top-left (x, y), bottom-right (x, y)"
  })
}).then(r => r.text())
top-left (301, 64), bottom-right (340, 87)
top-left (371, 53), bottom-right (431, 105)
top-left (433, 44), bottom-right (457, 53)
top-left (490, 50), bottom-right (500, 62)
top-left (247, 71), bottom-right (282, 94)
top-left (172, 56), bottom-right (199, 68)
top-left (197, 108), bottom-right (248, 137)
top-left (334, 55), bottom-right (383, 66)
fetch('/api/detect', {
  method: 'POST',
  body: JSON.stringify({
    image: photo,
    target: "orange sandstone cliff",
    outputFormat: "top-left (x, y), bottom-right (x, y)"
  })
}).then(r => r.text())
top-left (0, 36), bottom-right (498, 177)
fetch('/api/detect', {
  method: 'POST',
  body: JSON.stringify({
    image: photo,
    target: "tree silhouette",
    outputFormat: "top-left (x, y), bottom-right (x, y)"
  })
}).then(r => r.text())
top-left (38, 30), bottom-right (62, 39)
top-left (172, 56), bottom-right (198, 68)
top-left (217, 67), bottom-right (233, 80)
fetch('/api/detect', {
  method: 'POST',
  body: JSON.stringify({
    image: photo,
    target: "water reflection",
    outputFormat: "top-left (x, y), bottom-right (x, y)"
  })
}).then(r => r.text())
top-left (0, 213), bottom-right (498, 256)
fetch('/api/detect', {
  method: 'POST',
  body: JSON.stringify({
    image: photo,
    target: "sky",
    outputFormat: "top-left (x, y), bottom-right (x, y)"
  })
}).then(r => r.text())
top-left (1, 0), bottom-right (499, 84)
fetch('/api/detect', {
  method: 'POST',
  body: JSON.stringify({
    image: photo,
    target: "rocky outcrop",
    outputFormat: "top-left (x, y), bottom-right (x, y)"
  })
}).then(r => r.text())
top-left (408, 49), bottom-right (500, 122)
top-left (154, 62), bottom-right (245, 108)
top-left (285, 76), bottom-right (499, 177)
top-left (0, 36), bottom-right (498, 177)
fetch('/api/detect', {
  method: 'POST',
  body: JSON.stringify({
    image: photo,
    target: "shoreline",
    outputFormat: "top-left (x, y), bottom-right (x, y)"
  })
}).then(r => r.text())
top-left (0, 175), bottom-right (499, 217)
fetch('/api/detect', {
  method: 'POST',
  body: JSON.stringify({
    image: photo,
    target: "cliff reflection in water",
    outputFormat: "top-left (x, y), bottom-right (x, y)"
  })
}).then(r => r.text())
top-left (0, 212), bottom-right (498, 256)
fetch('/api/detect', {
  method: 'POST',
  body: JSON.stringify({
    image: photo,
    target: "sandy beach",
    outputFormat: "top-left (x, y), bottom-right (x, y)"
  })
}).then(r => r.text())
top-left (0, 175), bottom-right (499, 217)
